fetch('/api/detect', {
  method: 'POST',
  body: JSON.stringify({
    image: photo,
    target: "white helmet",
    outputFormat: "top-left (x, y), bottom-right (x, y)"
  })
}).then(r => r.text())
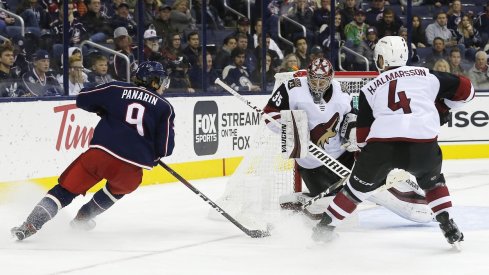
top-left (374, 36), bottom-right (408, 71)
top-left (307, 58), bottom-right (334, 104)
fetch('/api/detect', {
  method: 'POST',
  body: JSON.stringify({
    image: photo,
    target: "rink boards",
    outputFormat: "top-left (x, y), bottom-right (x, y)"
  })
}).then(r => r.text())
top-left (0, 93), bottom-right (488, 190)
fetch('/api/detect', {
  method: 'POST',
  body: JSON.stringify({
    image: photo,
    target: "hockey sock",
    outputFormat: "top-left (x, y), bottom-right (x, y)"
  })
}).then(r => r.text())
top-left (325, 188), bottom-right (359, 226)
top-left (425, 184), bottom-right (452, 216)
top-left (27, 185), bottom-right (77, 230)
top-left (75, 185), bottom-right (124, 220)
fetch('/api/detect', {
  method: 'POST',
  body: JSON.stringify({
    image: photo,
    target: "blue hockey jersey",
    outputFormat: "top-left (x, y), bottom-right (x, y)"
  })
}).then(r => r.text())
top-left (77, 81), bottom-right (175, 169)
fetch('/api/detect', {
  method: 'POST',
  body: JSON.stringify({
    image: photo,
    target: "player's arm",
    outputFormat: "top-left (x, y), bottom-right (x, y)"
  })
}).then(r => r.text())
top-left (356, 91), bottom-right (374, 147)
top-left (263, 82), bottom-right (291, 127)
top-left (155, 102), bottom-right (176, 162)
top-left (430, 71), bottom-right (475, 125)
top-left (76, 83), bottom-right (114, 114)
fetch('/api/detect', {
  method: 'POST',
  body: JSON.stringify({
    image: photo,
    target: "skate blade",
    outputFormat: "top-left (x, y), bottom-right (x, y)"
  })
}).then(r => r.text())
top-left (450, 241), bottom-right (463, 252)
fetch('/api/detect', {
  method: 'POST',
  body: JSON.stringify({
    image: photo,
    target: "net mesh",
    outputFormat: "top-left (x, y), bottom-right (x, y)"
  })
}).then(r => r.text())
top-left (209, 71), bottom-right (377, 227)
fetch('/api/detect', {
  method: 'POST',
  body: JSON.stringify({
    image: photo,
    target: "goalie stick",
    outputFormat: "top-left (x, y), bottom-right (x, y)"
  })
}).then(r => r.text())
top-left (159, 161), bottom-right (271, 238)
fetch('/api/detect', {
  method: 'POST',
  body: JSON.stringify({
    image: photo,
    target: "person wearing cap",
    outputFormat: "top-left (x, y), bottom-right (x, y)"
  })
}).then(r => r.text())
top-left (355, 26), bottom-right (378, 70)
top-left (112, 26), bottom-right (138, 81)
top-left (233, 17), bottom-right (254, 50)
top-left (309, 45), bottom-right (325, 61)
top-left (143, 27), bottom-right (165, 64)
top-left (153, 4), bottom-right (177, 39)
top-left (17, 49), bottom-right (63, 96)
top-left (110, 2), bottom-right (137, 37)
top-left (170, 0), bottom-right (197, 34)
top-left (344, 10), bottom-right (369, 48)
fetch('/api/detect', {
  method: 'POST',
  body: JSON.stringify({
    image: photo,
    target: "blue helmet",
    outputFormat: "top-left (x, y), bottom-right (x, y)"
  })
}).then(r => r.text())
top-left (134, 61), bottom-right (170, 90)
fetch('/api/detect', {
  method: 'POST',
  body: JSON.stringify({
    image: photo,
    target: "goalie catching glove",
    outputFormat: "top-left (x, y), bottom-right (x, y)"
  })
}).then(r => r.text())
top-left (340, 113), bottom-right (361, 152)
top-left (281, 110), bottom-right (309, 159)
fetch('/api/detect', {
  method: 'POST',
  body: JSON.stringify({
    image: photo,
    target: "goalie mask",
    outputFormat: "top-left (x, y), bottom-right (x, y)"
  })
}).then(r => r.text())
top-left (307, 58), bottom-right (334, 104)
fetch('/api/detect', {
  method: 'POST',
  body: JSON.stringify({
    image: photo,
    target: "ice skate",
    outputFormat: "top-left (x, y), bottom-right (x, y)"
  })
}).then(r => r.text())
top-left (436, 211), bottom-right (464, 248)
top-left (11, 222), bottom-right (37, 241)
top-left (70, 216), bottom-right (96, 231)
top-left (311, 213), bottom-right (338, 242)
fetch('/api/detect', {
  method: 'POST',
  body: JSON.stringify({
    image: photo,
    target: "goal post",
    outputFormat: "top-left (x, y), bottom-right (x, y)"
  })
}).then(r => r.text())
top-left (209, 71), bottom-right (378, 227)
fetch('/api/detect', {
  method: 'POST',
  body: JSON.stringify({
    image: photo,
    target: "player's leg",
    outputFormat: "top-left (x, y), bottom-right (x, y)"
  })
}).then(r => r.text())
top-left (312, 142), bottom-right (393, 241)
top-left (71, 151), bottom-right (143, 230)
top-left (11, 149), bottom-right (103, 240)
top-left (411, 142), bottom-right (463, 244)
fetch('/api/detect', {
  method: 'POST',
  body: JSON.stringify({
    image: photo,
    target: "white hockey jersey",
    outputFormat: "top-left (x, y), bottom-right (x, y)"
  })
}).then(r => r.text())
top-left (264, 76), bottom-right (353, 169)
top-left (358, 66), bottom-right (474, 143)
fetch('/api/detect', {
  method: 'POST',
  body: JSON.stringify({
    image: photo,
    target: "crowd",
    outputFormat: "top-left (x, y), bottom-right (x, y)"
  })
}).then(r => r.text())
top-left (1, 0), bottom-right (489, 97)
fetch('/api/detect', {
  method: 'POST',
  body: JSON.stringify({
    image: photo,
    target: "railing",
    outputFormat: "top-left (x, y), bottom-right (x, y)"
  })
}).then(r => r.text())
top-left (338, 46), bottom-right (370, 72)
top-left (223, 0), bottom-right (246, 19)
top-left (277, 15), bottom-right (306, 48)
top-left (80, 40), bottom-right (131, 83)
top-left (0, 8), bottom-right (25, 37)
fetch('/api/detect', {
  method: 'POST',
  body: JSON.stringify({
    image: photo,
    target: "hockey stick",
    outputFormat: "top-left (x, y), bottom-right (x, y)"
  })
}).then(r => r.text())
top-left (215, 78), bottom-right (351, 179)
top-left (159, 161), bottom-right (271, 238)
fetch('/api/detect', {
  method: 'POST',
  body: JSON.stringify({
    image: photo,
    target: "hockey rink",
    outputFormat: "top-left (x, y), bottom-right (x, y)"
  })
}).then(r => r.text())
top-left (1, 158), bottom-right (488, 275)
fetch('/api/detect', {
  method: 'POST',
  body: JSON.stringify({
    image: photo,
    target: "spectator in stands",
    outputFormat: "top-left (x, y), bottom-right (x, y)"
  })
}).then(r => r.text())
top-left (251, 52), bottom-right (276, 92)
top-left (153, 5), bottom-right (176, 40)
top-left (61, 55), bottom-right (88, 95)
top-left (287, 0), bottom-right (314, 31)
top-left (279, 53), bottom-right (300, 72)
top-left (313, 0), bottom-right (333, 32)
top-left (214, 35), bottom-right (237, 71)
top-left (222, 47), bottom-right (260, 92)
top-left (142, 27), bottom-right (165, 64)
top-left (339, 0), bottom-right (358, 25)
top-left (142, 0), bottom-right (158, 27)
top-left (233, 17), bottom-right (253, 50)
top-left (474, 2), bottom-right (489, 48)
top-left (111, 26), bottom-right (138, 81)
top-left (167, 55), bottom-right (195, 93)
top-left (356, 26), bottom-right (378, 70)
top-left (0, 40), bottom-right (20, 97)
top-left (80, 0), bottom-right (113, 43)
top-left (235, 32), bottom-right (257, 75)
top-left (0, 1), bottom-right (15, 37)
top-left (318, 13), bottom-right (345, 69)
top-left (433, 58), bottom-right (451, 72)
top-left (161, 31), bottom-right (183, 63)
top-left (16, 0), bottom-right (51, 32)
top-left (432, 0), bottom-right (450, 9)
top-left (375, 8), bottom-right (402, 38)
top-left (182, 31), bottom-right (200, 67)
top-left (366, 0), bottom-right (388, 26)
top-left (170, 0), bottom-right (196, 35)
top-left (309, 45), bottom-right (325, 61)
top-left (399, 27), bottom-right (420, 64)
top-left (467, 50), bottom-right (489, 90)
top-left (254, 32), bottom-right (280, 69)
top-left (110, 2), bottom-right (137, 38)
top-left (191, 0), bottom-right (224, 30)
top-left (294, 36), bottom-right (310, 70)
top-left (344, 10), bottom-right (369, 50)
top-left (87, 54), bottom-right (113, 86)
top-left (454, 15), bottom-right (483, 62)
top-left (18, 49), bottom-right (63, 96)
top-left (252, 18), bottom-right (283, 60)
top-left (50, 1), bottom-right (88, 47)
top-left (447, 0), bottom-right (464, 30)
top-left (448, 47), bottom-right (466, 76)
top-left (188, 51), bottom-right (220, 92)
top-left (425, 11), bottom-right (458, 48)
top-left (425, 37), bottom-right (449, 69)
top-left (412, 15), bottom-right (427, 48)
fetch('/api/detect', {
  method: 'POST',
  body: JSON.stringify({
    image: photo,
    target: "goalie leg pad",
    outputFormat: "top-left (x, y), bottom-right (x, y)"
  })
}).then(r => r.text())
top-left (280, 110), bottom-right (309, 159)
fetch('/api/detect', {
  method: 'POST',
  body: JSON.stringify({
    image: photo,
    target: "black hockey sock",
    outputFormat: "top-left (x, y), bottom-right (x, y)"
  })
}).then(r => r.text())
top-left (26, 185), bottom-right (77, 230)
top-left (75, 186), bottom-right (124, 220)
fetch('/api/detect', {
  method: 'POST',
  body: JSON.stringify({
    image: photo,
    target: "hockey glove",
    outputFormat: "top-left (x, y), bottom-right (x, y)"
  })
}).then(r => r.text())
top-left (340, 113), bottom-right (360, 152)
top-left (435, 99), bottom-right (450, 126)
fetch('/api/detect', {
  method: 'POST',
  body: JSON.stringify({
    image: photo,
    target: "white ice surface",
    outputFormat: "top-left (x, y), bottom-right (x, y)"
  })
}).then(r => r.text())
top-left (1, 159), bottom-right (488, 275)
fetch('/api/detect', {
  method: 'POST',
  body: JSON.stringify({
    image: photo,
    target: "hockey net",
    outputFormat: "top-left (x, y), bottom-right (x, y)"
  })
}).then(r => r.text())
top-left (209, 71), bottom-right (378, 228)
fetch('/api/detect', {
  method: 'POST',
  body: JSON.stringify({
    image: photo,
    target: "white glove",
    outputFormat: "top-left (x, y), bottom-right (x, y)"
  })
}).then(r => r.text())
top-left (340, 113), bottom-right (360, 152)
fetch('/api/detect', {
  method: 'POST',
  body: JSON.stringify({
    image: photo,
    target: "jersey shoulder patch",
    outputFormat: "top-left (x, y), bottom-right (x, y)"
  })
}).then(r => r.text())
top-left (287, 78), bottom-right (302, 90)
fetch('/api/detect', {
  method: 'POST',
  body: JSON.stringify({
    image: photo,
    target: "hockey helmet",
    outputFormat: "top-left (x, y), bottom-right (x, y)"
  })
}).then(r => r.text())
top-left (307, 58), bottom-right (334, 104)
top-left (374, 36), bottom-right (408, 71)
top-left (134, 61), bottom-right (170, 91)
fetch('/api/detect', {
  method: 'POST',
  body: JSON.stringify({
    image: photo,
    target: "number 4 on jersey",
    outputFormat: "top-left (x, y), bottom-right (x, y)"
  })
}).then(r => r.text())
top-left (388, 80), bottom-right (412, 114)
